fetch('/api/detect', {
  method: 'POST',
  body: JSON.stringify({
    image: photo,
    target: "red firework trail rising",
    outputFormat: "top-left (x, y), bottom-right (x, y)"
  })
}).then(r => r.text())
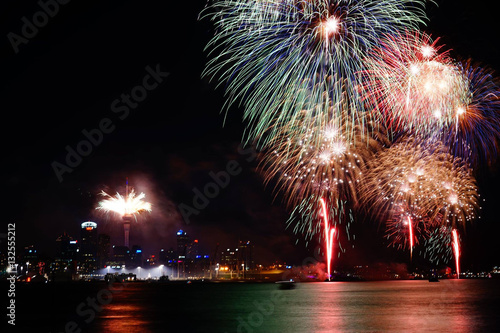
top-left (452, 229), bottom-right (461, 279)
top-left (407, 216), bottom-right (414, 260)
top-left (319, 198), bottom-right (335, 281)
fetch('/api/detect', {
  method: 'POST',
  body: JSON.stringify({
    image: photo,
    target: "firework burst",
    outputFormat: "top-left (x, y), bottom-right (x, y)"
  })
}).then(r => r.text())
top-left (96, 188), bottom-right (152, 218)
top-left (361, 138), bottom-right (479, 236)
top-left (442, 59), bottom-right (500, 167)
top-left (259, 110), bottom-right (387, 209)
top-left (96, 182), bottom-right (152, 248)
top-left (361, 138), bottom-right (443, 219)
top-left (435, 155), bottom-right (479, 229)
top-left (202, 0), bottom-right (430, 146)
top-left (363, 31), bottom-right (469, 137)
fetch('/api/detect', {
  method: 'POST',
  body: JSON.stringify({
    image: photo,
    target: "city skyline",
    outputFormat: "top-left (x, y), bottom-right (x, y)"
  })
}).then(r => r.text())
top-left (9, 218), bottom-right (263, 269)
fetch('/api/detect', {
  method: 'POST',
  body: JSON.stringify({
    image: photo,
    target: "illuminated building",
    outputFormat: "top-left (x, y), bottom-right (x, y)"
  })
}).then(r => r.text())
top-left (108, 244), bottom-right (143, 268)
top-left (176, 230), bottom-right (190, 259)
top-left (20, 245), bottom-right (39, 275)
top-left (160, 248), bottom-right (176, 271)
top-left (130, 245), bottom-right (143, 267)
top-left (187, 239), bottom-right (199, 259)
top-left (22, 245), bottom-right (39, 263)
top-left (238, 240), bottom-right (255, 271)
top-left (98, 234), bottom-right (111, 269)
top-left (146, 255), bottom-right (157, 266)
top-left (166, 248), bottom-right (176, 261)
top-left (159, 248), bottom-right (167, 263)
top-left (111, 245), bottom-right (129, 268)
top-left (55, 233), bottom-right (79, 261)
top-left (220, 248), bottom-right (238, 273)
top-left (50, 233), bottom-right (79, 280)
top-left (80, 221), bottom-right (98, 273)
top-left (159, 248), bottom-right (176, 264)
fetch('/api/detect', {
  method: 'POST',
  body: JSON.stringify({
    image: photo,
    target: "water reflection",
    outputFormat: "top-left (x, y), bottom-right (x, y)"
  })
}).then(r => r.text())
top-left (92, 285), bottom-right (156, 333)
top-left (88, 280), bottom-right (498, 332)
top-left (95, 303), bottom-right (149, 332)
top-left (288, 280), bottom-right (482, 332)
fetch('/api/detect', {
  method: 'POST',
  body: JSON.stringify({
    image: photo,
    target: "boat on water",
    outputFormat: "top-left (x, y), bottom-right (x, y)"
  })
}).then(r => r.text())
top-left (276, 279), bottom-right (296, 290)
top-left (428, 269), bottom-right (440, 282)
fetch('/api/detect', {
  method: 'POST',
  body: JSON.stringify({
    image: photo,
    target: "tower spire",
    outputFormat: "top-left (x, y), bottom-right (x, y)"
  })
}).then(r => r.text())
top-left (123, 177), bottom-right (131, 248)
top-left (126, 177), bottom-right (129, 197)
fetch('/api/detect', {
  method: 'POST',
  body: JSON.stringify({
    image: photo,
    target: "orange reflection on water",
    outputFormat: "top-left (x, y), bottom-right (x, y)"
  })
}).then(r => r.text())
top-left (94, 303), bottom-right (150, 332)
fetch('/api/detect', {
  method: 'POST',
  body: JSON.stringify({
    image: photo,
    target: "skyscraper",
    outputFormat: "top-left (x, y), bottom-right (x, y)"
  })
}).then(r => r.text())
top-left (176, 230), bottom-right (190, 259)
top-left (110, 245), bottom-right (129, 268)
top-left (22, 245), bottom-right (39, 263)
top-left (80, 222), bottom-right (98, 273)
top-left (238, 240), bottom-right (255, 271)
top-left (81, 222), bottom-right (98, 254)
top-left (98, 234), bottom-right (111, 269)
top-left (219, 247), bottom-right (239, 278)
top-left (130, 245), bottom-right (143, 267)
top-left (51, 232), bottom-right (79, 279)
top-left (55, 233), bottom-right (79, 261)
top-left (21, 245), bottom-right (39, 275)
top-left (187, 239), bottom-right (199, 260)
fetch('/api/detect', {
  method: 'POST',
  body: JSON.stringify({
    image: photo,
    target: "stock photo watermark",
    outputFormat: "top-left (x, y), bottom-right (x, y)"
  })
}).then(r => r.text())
top-left (178, 144), bottom-right (257, 224)
top-left (7, 0), bottom-right (72, 54)
top-left (5, 223), bottom-right (16, 326)
top-left (51, 63), bottom-right (169, 182)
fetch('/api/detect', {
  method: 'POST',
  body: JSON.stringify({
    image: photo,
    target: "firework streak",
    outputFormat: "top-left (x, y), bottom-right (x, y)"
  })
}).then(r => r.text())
top-left (320, 198), bottom-right (335, 281)
top-left (452, 229), bottom-right (460, 278)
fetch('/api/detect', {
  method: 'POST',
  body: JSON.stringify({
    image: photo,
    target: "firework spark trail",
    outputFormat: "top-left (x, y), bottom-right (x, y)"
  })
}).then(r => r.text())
top-left (202, 0), bottom-right (430, 147)
top-left (452, 228), bottom-right (460, 279)
top-left (320, 198), bottom-right (335, 281)
top-left (407, 215), bottom-right (414, 259)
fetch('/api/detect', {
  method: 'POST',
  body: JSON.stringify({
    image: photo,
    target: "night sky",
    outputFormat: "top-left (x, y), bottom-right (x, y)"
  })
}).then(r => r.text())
top-left (2, 1), bottom-right (500, 269)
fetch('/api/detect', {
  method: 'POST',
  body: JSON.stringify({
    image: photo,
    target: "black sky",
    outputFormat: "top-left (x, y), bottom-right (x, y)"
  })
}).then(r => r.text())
top-left (2, 1), bottom-right (500, 269)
